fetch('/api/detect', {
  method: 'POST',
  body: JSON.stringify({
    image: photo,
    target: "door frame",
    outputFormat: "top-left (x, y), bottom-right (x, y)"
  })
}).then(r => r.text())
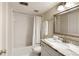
top-left (4, 3), bottom-right (14, 56)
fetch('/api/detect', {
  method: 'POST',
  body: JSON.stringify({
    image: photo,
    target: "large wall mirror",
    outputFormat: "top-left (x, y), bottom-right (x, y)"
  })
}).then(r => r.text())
top-left (54, 8), bottom-right (79, 38)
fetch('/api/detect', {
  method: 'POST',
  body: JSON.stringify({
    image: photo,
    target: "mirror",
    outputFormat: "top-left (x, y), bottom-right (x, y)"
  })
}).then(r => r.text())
top-left (54, 8), bottom-right (79, 38)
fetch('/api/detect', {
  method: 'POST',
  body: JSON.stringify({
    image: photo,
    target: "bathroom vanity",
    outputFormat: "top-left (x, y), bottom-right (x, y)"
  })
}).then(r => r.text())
top-left (41, 41), bottom-right (64, 56)
top-left (41, 38), bottom-right (79, 56)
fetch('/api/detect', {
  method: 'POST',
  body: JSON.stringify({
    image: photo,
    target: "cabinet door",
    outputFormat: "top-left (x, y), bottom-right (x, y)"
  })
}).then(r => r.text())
top-left (41, 41), bottom-right (63, 56)
top-left (41, 42), bottom-right (50, 56)
top-left (45, 44), bottom-right (63, 56)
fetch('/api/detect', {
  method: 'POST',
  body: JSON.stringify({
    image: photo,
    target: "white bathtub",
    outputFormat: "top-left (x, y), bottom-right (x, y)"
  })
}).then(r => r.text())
top-left (12, 46), bottom-right (33, 56)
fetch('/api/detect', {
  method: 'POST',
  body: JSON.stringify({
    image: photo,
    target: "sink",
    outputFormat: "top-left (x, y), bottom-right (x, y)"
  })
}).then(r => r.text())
top-left (47, 38), bottom-right (56, 42)
top-left (45, 38), bottom-right (68, 49)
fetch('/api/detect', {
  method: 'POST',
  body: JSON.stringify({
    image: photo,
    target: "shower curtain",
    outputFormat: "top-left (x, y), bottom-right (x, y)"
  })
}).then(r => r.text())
top-left (32, 16), bottom-right (42, 47)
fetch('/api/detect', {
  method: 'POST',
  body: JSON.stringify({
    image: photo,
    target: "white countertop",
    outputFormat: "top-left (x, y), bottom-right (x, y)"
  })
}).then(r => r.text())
top-left (41, 38), bottom-right (79, 56)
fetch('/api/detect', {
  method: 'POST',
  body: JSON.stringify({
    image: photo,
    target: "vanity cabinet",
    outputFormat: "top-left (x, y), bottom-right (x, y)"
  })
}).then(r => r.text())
top-left (41, 41), bottom-right (64, 56)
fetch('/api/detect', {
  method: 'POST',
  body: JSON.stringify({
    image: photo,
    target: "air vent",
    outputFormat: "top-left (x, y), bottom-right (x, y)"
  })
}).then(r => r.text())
top-left (34, 10), bottom-right (39, 13)
top-left (19, 2), bottom-right (28, 6)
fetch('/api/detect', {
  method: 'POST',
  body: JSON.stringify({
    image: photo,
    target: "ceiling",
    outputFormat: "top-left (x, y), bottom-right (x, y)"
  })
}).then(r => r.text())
top-left (9, 2), bottom-right (58, 15)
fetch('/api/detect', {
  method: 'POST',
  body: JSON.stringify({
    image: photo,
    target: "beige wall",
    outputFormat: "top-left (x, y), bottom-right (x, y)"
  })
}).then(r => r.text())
top-left (41, 6), bottom-right (58, 38)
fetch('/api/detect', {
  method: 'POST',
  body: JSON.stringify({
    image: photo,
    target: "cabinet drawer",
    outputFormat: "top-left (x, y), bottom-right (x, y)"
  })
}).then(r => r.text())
top-left (41, 46), bottom-right (50, 56)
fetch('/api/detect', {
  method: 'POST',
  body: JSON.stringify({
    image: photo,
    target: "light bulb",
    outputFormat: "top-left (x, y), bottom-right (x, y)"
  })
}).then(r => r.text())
top-left (57, 5), bottom-right (65, 12)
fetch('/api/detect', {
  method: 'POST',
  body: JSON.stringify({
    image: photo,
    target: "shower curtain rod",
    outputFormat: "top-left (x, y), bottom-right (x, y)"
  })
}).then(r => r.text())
top-left (54, 4), bottom-right (79, 16)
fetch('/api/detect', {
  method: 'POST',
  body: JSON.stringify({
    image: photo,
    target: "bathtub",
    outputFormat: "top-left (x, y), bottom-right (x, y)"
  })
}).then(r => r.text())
top-left (12, 46), bottom-right (33, 56)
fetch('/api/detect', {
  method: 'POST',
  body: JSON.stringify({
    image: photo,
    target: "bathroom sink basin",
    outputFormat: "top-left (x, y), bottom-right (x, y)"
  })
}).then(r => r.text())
top-left (46, 38), bottom-right (55, 42)
top-left (44, 38), bottom-right (69, 49)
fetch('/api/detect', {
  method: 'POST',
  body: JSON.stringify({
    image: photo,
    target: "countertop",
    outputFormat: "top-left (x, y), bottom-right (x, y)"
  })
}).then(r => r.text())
top-left (41, 38), bottom-right (79, 56)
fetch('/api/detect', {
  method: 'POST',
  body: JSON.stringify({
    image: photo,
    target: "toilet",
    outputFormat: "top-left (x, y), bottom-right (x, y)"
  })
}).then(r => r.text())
top-left (32, 44), bottom-right (41, 54)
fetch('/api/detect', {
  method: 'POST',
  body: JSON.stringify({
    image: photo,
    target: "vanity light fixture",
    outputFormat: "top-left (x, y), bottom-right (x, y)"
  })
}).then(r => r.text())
top-left (57, 2), bottom-right (66, 12)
